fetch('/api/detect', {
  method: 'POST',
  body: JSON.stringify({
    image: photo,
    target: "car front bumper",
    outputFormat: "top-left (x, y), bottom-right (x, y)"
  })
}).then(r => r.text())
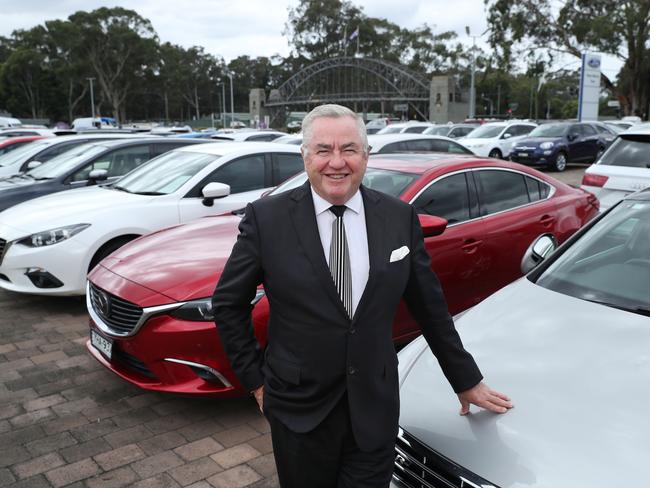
top-left (0, 229), bottom-right (89, 295)
top-left (86, 266), bottom-right (246, 397)
top-left (510, 148), bottom-right (557, 167)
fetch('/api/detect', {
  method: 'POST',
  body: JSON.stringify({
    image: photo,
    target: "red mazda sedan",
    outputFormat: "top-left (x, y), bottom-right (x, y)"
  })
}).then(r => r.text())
top-left (86, 154), bottom-right (599, 397)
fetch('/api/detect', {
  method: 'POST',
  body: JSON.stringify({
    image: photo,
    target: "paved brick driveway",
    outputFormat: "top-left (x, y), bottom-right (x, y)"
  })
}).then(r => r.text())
top-left (0, 290), bottom-right (279, 488)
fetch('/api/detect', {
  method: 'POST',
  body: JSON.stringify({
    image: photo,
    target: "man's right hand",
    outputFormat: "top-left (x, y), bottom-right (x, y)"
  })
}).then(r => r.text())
top-left (252, 385), bottom-right (264, 413)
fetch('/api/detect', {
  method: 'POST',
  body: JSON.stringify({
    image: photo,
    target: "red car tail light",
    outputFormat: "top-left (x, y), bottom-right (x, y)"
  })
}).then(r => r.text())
top-left (582, 173), bottom-right (609, 187)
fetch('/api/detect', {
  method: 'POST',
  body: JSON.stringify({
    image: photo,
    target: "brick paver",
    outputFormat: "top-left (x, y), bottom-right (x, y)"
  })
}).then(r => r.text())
top-left (0, 290), bottom-right (279, 487)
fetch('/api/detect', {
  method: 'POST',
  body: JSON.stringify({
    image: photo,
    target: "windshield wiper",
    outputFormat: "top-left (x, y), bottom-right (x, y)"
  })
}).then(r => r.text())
top-left (112, 185), bottom-right (132, 193)
top-left (132, 191), bottom-right (165, 196)
top-left (585, 298), bottom-right (650, 317)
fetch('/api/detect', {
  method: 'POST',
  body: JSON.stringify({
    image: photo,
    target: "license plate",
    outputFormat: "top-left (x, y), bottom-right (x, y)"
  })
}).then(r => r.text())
top-left (518, 152), bottom-right (528, 157)
top-left (91, 330), bottom-right (113, 360)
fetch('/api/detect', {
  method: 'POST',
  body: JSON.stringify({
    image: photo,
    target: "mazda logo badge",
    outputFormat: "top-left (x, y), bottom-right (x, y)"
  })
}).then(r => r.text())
top-left (95, 290), bottom-right (111, 317)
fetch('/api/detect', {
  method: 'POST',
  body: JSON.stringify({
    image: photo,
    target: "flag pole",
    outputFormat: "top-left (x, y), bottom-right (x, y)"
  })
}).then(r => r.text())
top-left (356, 27), bottom-right (360, 56)
top-left (343, 25), bottom-right (347, 57)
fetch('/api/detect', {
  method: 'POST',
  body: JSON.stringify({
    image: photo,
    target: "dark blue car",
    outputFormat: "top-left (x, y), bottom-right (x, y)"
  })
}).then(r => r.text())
top-left (510, 122), bottom-right (616, 171)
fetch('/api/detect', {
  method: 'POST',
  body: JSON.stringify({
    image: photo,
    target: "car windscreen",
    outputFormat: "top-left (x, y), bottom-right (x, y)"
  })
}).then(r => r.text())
top-left (528, 124), bottom-right (569, 137)
top-left (113, 150), bottom-right (220, 195)
top-left (423, 126), bottom-right (450, 136)
top-left (27, 143), bottom-right (106, 179)
top-left (378, 126), bottom-right (404, 134)
top-left (465, 124), bottom-right (504, 138)
top-left (535, 200), bottom-right (650, 315)
top-left (596, 136), bottom-right (650, 168)
top-left (270, 168), bottom-right (419, 199)
top-left (0, 139), bottom-right (50, 167)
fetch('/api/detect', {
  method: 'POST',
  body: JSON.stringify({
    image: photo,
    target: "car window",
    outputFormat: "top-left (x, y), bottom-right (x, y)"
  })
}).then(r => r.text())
top-left (597, 136), bottom-right (650, 168)
top-left (581, 124), bottom-right (597, 136)
top-left (272, 153), bottom-right (304, 185)
top-left (524, 176), bottom-right (550, 202)
top-left (569, 125), bottom-right (582, 137)
top-left (476, 170), bottom-right (531, 215)
top-left (152, 142), bottom-right (189, 156)
top-left (247, 133), bottom-right (281, 142)
top-left (536, 200), bottom-right (650, 313)
top-left (70, 144), bottom-right (151, 182)
top-left (0, 141), bottom-right (30, 155)
top-left (37, 141), bottom-right (80, 162)
top-left (412, 172), bottom-right (471, 224)
top-left (378, 141), bottom-right (408, 153)
top-left (593, 124), bottom-right (613, 135)
top-left (117, 151), bottom-right (219, 195)
top-left (452, 127), bottom-right (474, 138)
top-left (204, 154), bottom-right (266, 194)
top-left (404, 126), bottom-right (427, 134)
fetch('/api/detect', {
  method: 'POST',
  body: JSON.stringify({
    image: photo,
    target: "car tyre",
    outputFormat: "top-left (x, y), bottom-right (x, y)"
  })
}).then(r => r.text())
top-left (552, 151), bottom-right (568, 172)
top-left (88, 236), bottom-right (138, 273)
top-left (488, 148), bottom-right (502, 159)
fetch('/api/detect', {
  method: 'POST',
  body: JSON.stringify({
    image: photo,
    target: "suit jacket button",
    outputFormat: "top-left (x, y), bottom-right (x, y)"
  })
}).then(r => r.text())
top-left (349, 327), bottom-right (356, 334)
top-left (348, 366), bottom-right (356, 375)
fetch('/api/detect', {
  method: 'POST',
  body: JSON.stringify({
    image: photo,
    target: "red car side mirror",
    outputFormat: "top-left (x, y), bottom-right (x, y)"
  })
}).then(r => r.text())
top-left (418, 214), bottom-right (448, 237)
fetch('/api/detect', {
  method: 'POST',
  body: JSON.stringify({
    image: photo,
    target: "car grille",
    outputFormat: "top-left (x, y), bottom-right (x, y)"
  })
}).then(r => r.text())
top-left (89, 282), bottom-right (143, 335)
top-left (392, 428), bottom-right (497, 488)
top-left (112, 347), bottom-right (157, 379)
top-left (0, 238), bottom-right (7, 265)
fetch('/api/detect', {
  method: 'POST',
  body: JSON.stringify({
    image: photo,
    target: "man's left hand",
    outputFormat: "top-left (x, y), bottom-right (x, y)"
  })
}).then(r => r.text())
top-left (458, 382), bottom-right (513, 415)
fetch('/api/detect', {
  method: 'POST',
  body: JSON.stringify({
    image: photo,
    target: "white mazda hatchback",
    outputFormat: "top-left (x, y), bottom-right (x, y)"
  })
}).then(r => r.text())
top-left (0, 142), bottom-right (302, 295)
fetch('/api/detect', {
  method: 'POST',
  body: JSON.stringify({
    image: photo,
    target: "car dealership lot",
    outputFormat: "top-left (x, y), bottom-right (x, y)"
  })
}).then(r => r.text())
top-left (0, 166), bottom-right (584, 487)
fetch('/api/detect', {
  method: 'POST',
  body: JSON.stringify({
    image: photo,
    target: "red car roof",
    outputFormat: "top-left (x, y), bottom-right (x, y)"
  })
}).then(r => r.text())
top-left (0, 135), bottom-right (45, 147)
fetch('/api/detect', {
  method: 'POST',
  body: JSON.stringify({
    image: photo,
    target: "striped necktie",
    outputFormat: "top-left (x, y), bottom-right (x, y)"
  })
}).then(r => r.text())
top-left (329, 205), bottom-right (353, 318)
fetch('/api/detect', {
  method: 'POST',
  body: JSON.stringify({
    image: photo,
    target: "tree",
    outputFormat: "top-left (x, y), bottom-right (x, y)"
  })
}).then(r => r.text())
top-left (68, 7), bottom-right (159, 122)
top-left (285, 0), bottom-right (467, 73)
top-left (485, 0), bottom-right (650, 117)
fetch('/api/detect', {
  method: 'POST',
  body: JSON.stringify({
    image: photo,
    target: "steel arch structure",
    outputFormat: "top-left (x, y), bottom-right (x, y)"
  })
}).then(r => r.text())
top-left (266, 57), bottom-right (431, 121)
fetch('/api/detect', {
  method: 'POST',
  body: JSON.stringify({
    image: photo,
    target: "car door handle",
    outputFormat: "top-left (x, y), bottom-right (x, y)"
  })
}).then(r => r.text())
top-left (461, 239), bottom-right (482, 253)
top-left (540, 215), bottom-right (555, 227)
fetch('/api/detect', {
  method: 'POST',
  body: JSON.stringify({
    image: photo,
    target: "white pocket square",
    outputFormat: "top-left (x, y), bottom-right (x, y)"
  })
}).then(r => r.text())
top-left (389, 246), bottom-right (410, 263)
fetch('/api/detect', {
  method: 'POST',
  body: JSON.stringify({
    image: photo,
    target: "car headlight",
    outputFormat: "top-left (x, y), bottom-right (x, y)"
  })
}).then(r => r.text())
top-left (170, 289), bottom-right (266, 322)
top-left (16, 223), bottom-right (91, 247)
top-left (469, 142), bottom-right (485, 148)
top-left (540, 141), bottom-right (555, 149)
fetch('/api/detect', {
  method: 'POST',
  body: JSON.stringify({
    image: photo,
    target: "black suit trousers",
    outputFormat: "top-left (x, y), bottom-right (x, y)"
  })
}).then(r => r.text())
top-left (265, 394), bottom-right (395, 488)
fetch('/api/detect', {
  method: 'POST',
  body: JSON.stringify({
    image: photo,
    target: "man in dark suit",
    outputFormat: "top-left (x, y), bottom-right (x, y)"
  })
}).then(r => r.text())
top-left (212, 104), bottom-right (512, 488)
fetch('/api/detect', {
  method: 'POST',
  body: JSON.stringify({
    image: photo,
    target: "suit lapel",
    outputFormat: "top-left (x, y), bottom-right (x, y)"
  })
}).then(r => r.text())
top-left (353, 186), bottom-right (387, 322)
top-left (289, 182), bottom-right (350, 320)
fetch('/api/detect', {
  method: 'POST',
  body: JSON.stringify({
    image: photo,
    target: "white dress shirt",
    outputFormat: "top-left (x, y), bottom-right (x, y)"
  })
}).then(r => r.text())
top-left (311, 187), bottom-right (370, 317)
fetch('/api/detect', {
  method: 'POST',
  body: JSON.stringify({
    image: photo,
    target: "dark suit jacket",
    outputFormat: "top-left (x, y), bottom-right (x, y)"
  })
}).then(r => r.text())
top-left (212, 181), bottom-right (482, 451)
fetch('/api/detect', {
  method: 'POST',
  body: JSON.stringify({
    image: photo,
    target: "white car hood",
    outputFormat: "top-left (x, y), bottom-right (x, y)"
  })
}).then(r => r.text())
top-left (399, 277), bottom-right (650, 487)
top-left (0, 186), bottom-right (157, 236)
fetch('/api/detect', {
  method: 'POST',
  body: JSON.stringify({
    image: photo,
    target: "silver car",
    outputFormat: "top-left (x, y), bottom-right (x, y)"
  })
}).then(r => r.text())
top-left (392, 189), bottom-right (650, 487)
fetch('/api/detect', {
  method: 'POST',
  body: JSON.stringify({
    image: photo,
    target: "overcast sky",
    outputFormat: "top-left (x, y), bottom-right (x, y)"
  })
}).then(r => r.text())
top-left (0, 0), bottom-right (622, 78)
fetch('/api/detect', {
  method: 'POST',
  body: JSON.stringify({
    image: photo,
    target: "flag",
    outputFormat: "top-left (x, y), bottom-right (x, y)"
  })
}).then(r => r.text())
top-left (349, 27), bottom-right (359, 42)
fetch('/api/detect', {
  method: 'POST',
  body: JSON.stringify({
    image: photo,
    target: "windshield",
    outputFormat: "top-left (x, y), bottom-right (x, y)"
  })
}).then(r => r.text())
top-left (270, 168), bottom-right (419, 198)
top-left (596, 136), bottom-right (650, 168)
top-left (114, 150), bottom-right (219, 194)
top-left (27, 143), bottom-right (106, 179)
top-left (378, 126), bottom-right (404, 134)
top-left (465, 124), bottom-right (504, 139)
top-left (528, 124), bottom-right (569, 137)
top-left (424, 126), bottom-right (450, 136)
top-left (0, 139), bottom-right (50, 167)
top-left (536, 200), bottom-right (650, 314)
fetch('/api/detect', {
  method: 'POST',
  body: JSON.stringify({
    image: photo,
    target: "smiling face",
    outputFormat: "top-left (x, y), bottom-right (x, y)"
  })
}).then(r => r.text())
top-left (301, 115), bottom-right (368, 205)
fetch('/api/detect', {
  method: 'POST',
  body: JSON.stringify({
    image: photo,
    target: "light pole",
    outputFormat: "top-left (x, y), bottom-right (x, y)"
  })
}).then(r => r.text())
top-left (219, 82), bottom-right (226, 128)
top-left (465, 26), bottom-right (476, 119)
top-left (87, 77), bottom-right (96, 118)
top-left (227, 73), bottom-right (234, 128)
